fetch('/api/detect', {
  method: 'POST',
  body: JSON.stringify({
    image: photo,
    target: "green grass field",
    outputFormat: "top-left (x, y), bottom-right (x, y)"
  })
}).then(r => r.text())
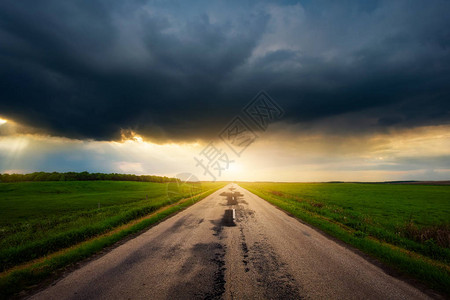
top-left (0, 181), bottom-right (224, 272)
top-left (239, 182), bottom-right (450, 294)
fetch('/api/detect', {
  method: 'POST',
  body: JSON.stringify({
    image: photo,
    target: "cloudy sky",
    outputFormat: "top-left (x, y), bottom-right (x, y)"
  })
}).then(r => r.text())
top-left (1, 0), bottom-right (449, 181)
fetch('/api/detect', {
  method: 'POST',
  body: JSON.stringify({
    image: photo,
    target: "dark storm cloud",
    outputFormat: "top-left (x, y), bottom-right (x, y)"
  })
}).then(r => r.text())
top-left (0, 0), bottom-right (449, 142)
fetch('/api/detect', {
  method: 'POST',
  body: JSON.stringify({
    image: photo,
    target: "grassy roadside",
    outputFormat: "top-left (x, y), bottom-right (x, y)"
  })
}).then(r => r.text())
top-left (240, 183), bottom-right (450, 296)
top-left (0, 183), bottom-right (224, 299)
top-left (0, 181), bottom-right (217, 271)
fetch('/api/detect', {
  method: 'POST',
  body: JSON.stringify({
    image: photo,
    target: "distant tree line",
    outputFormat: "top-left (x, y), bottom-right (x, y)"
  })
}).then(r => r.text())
top-left (0, 172), bottom-right (180, 183)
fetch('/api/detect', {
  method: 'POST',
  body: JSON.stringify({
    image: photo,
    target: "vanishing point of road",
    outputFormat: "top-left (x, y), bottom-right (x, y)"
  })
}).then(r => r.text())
top-left (30, 184), bottom-right (433, 300)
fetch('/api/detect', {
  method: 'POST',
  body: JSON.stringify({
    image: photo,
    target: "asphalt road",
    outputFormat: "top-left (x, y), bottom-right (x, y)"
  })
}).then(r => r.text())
top-left (30, 184), bottom-right (432, 300)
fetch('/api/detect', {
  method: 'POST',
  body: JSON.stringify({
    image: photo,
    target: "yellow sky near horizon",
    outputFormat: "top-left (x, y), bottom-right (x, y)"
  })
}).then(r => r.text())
top-left (1, 117), bottom-right (449, 182)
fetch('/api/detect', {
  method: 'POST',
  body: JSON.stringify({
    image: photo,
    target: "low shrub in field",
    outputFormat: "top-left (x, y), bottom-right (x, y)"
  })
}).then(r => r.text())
top-left (270, 190), bottom-right (283, 196)
top-left (353, 230), bottom-right (367, 238)
top-left (400, 221), bottom-right (450, 249)
top-left (310, 202), bottom-right (324, 208)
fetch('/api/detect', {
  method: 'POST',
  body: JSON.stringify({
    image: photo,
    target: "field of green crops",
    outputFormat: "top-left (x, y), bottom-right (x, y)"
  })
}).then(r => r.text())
top-left (0, 181), bottom-right (224, 272)
top-left (239, 182), bottom-right (450, 294)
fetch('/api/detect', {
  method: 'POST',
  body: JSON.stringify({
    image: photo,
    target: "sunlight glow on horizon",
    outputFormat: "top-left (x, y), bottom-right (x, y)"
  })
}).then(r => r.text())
top-left (1, 123), bottom-right (449, 182)
top-left (0, 118), bottom-right (7, 125)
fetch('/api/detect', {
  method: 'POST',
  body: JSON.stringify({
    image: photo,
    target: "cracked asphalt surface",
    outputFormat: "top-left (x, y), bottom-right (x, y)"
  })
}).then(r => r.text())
top-left (30, 184), bottom-right (432, 300)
